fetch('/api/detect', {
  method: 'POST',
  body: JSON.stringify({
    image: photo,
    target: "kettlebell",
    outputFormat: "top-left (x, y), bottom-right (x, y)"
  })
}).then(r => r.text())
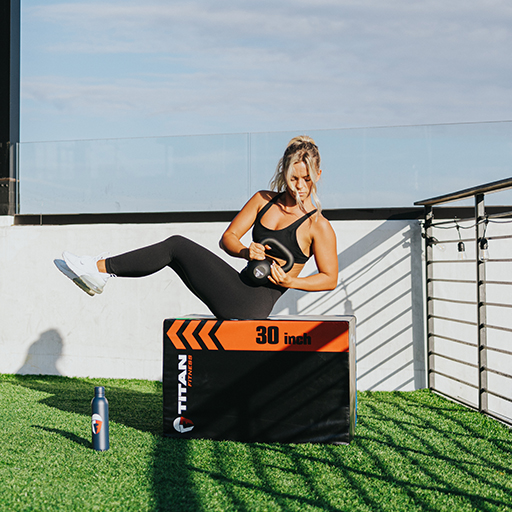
top-left (245, 238), bottom-right (294, 284)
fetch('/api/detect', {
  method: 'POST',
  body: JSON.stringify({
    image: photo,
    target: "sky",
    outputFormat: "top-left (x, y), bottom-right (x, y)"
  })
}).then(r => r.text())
top-left (20, 0), bottom-right (512, 143)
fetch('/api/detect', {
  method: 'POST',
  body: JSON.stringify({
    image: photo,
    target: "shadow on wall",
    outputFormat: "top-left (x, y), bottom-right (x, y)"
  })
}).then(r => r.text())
top-left (17, 329), bottom-right (63, 376)
top-left (274, 221), bottom-right (425, 391)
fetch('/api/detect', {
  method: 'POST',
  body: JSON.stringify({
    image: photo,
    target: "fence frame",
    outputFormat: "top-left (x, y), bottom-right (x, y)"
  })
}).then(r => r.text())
top-left (415, 177), bottom-right (512, 424)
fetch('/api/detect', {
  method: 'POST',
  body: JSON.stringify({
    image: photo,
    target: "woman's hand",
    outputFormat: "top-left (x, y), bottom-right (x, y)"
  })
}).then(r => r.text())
top-left (250, 243), bottom-right (295, 288)
top-left (248, 242), bottom-right (267, 261)
top-left (219, 191), bottom-right (275, 260)
top-left (268, 261), bottom-right (294, 288)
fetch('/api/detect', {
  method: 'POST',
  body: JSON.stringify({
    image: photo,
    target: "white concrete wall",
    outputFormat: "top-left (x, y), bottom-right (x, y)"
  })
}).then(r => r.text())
top-left (0, 216), bottom-right (426, 390)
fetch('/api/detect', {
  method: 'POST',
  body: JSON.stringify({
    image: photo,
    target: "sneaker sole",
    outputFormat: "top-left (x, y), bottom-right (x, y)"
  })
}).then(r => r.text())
top-left (54, 259), bottom-right (96, 296)
top-left (81, 275), bottom-right (104, 294)
top-left (62, 252), bottom-right (106, 294)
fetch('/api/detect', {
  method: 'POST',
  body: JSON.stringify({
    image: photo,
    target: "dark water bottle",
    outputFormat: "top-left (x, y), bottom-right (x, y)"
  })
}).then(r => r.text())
top-left (91, 386), bottom-right (109, 451)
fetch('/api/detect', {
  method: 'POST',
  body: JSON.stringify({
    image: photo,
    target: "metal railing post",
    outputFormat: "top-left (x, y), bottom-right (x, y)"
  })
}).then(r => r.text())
top-left (475, 193), bottom-right (488, 413)
top-left (425, 205), bottom-right (435, 390)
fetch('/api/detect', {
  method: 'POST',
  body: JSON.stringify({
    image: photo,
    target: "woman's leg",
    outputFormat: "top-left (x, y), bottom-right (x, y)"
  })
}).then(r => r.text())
top-left (105, 235), bottom-right (283, 319)
top-left (105, 235), bottom-right (228, 279)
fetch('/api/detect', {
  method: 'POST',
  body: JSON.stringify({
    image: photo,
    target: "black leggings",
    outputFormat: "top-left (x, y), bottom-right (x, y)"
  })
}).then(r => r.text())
top-left (105, 235), bottom-right (285, 320)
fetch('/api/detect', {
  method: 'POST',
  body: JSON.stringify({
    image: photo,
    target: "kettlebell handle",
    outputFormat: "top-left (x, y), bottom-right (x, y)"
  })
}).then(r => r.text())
top-left (259, 238), bottom-right (294, 273)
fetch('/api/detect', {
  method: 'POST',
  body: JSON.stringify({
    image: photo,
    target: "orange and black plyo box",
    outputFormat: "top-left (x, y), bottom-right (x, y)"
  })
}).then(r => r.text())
top-left (163, 315), bottom-right (356, 444)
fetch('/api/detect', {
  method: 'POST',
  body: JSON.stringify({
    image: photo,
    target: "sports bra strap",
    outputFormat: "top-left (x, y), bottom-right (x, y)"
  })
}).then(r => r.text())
top-left (286, 207), bottom-right (317, 229)
top-left (255, 192), bottom-right (284, 222)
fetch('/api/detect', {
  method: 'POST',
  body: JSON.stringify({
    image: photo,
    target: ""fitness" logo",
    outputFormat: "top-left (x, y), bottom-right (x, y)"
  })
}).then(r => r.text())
top-left (174, 354), bottom-right (194, 433)
top-left (177, 354), bottom-right (192, 414)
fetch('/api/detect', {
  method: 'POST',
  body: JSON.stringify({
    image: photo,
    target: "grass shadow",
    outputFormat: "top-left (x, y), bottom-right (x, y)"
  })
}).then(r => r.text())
top-left (6, 374), bottom-right (203, 512)
top-left (32, 425), bottom-right (90, 448)
top-left (8, 374), bottom-right (162, 434)
top-left (3, 375), bottom-right (511, 511)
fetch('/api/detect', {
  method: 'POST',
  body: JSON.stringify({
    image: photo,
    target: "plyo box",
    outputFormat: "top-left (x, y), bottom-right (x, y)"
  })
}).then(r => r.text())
top-left (163, 315), bottom-right (356, 444)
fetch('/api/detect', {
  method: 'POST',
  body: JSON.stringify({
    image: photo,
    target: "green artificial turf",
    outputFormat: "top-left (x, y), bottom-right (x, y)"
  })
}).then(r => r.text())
top-left (0, 374), bottom-right (510, 511)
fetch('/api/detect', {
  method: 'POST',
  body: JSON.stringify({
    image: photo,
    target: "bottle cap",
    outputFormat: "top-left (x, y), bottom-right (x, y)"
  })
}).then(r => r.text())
top-left (95, 386), bottom-right (105, 396)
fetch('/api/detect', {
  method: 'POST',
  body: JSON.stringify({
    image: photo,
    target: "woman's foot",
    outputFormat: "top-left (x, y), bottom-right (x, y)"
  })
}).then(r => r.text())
top-left (62, 252), bottom-right (111, 294)
top-left (54, 259), bottom-right (96, 296)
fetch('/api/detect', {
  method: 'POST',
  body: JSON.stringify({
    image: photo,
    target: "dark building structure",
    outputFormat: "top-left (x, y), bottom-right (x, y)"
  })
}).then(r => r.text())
top-left (0, 0), bottom-right (20, 215)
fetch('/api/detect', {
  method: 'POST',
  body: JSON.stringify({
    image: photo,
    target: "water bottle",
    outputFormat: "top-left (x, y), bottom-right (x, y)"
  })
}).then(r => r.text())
top-left (91, 386), bottom-right (109, 451)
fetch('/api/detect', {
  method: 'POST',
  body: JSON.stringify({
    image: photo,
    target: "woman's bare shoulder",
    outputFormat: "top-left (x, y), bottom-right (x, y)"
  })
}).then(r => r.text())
top-left (247, 190), bottom-right (279, 208)
top-left (312, 212), bottom-right (336, 238)
top-left (254, 190), bottom-right (279, 201)
top-left (236, 190), bottom-right (277, 219)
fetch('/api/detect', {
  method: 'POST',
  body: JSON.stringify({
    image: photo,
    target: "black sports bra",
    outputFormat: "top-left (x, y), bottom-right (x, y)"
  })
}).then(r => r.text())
top-left (252, 193), bottom-right (317, 265)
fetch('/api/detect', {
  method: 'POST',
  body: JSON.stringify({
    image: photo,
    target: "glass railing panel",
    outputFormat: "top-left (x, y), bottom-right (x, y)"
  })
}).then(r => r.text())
top-left (249, 123), bottom-right (512, 210)
top-left (318, 123), bottom-right (512, 209)
top-left (19, 133), bottom-right (249, 214)
top-left (18, 121), bottom-right (512, 214)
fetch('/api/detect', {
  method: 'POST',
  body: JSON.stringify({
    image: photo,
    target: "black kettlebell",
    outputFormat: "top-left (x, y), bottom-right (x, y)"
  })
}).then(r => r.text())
top-left (245, 238), bottom-right (294, 284)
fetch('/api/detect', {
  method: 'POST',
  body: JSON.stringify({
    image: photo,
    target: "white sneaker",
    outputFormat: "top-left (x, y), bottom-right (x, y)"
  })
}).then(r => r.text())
top-left (62, 251), bottom-right (111, 294)
top-left (54, 259), bottom-right (96, 296)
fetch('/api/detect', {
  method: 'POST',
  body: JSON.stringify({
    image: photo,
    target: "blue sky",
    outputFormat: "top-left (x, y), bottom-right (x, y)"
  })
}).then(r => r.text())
top-left (18, 0), bottom-right (512, 213)
top-left (20, 0), bottom-right (512, 143)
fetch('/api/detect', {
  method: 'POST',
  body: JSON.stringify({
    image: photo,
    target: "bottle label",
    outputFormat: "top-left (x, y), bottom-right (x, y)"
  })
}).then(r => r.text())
top-left (92, 413), bottom-right (103, 434)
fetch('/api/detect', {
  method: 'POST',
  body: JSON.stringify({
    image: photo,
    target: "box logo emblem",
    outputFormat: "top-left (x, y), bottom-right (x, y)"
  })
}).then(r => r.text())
top-left (173, 416), bottom-right (194, 433)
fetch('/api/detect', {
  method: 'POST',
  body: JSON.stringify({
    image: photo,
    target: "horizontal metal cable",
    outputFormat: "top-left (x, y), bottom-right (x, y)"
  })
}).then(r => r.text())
top-left (486, 323), bottom-right (512, 333)
top-left (486, 389), bottom-right (512, 404)
top-left (486, 258), bottom-right (512, 263)
top-left (428, 333), bottom-right (477, 347)
top-left (486, 345), bottom-right (512, 357)
top-left (427, 217), bottom-right (475, 228)
top-left (432, 390), bottom-right (512, 426)
top-left (487, 210), bottom-right (512, 220)
top-left (430, 389), bottom-right (478, 411)
top-left (429, 351), bottom-right (478, 368)
top-left (431, 296), bottom-right (477, 306)
top-left (485, 410), bottom-right (512, 426)
top-left (429, 278), bottom-right (475, 285)
top-left (485, 301), bottom-right (512, 309)
top-left (485, 367), bottom-right (512, 380)
top-left (427, 237), bottom-right (474, 244)
top-left (429, 369), bottom-right (478, 389)
top-left (431, 315), bottom-right (478, 326)
top-left (485, 280), bottom-right (512, 286)
top-left (487, 234), bottom-right (512, 241)
top-left (428, 259), bottom-right (476, 264)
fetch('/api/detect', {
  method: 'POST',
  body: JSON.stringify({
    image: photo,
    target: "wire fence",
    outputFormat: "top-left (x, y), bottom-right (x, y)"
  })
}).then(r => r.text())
top-left (416, 177), bottom-right (512, 425)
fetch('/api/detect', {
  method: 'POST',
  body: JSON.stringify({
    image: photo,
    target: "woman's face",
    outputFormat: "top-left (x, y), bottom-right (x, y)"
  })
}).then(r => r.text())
top-left (287, 161), bottom-right (320, 201)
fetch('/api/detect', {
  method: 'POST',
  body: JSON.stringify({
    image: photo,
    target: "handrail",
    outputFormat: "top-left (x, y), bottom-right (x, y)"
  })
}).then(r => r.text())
top-left (415, 176), bottom-right (512, 206)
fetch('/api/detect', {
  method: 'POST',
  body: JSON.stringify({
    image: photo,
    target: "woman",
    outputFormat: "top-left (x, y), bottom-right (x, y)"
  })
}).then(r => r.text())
top-left (59, 136), bottom-right (338, 319)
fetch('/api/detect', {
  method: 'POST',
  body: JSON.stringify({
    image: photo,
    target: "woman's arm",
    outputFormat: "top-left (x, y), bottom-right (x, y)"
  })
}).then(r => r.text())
top-left (268, 216), bottom-right (338, 291)
top-left (219, 191), bottom-right (272, 261)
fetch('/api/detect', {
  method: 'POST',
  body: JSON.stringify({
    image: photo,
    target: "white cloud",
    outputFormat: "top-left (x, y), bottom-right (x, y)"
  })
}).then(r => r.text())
top-left (29, 0), bottom-right (512, 53)
top-left (21, 0), bottom-right (512, 140)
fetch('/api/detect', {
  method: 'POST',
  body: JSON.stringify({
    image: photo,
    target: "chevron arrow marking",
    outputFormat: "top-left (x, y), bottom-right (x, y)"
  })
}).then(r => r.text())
top-left (165, 319), bottom-right (349, 352)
